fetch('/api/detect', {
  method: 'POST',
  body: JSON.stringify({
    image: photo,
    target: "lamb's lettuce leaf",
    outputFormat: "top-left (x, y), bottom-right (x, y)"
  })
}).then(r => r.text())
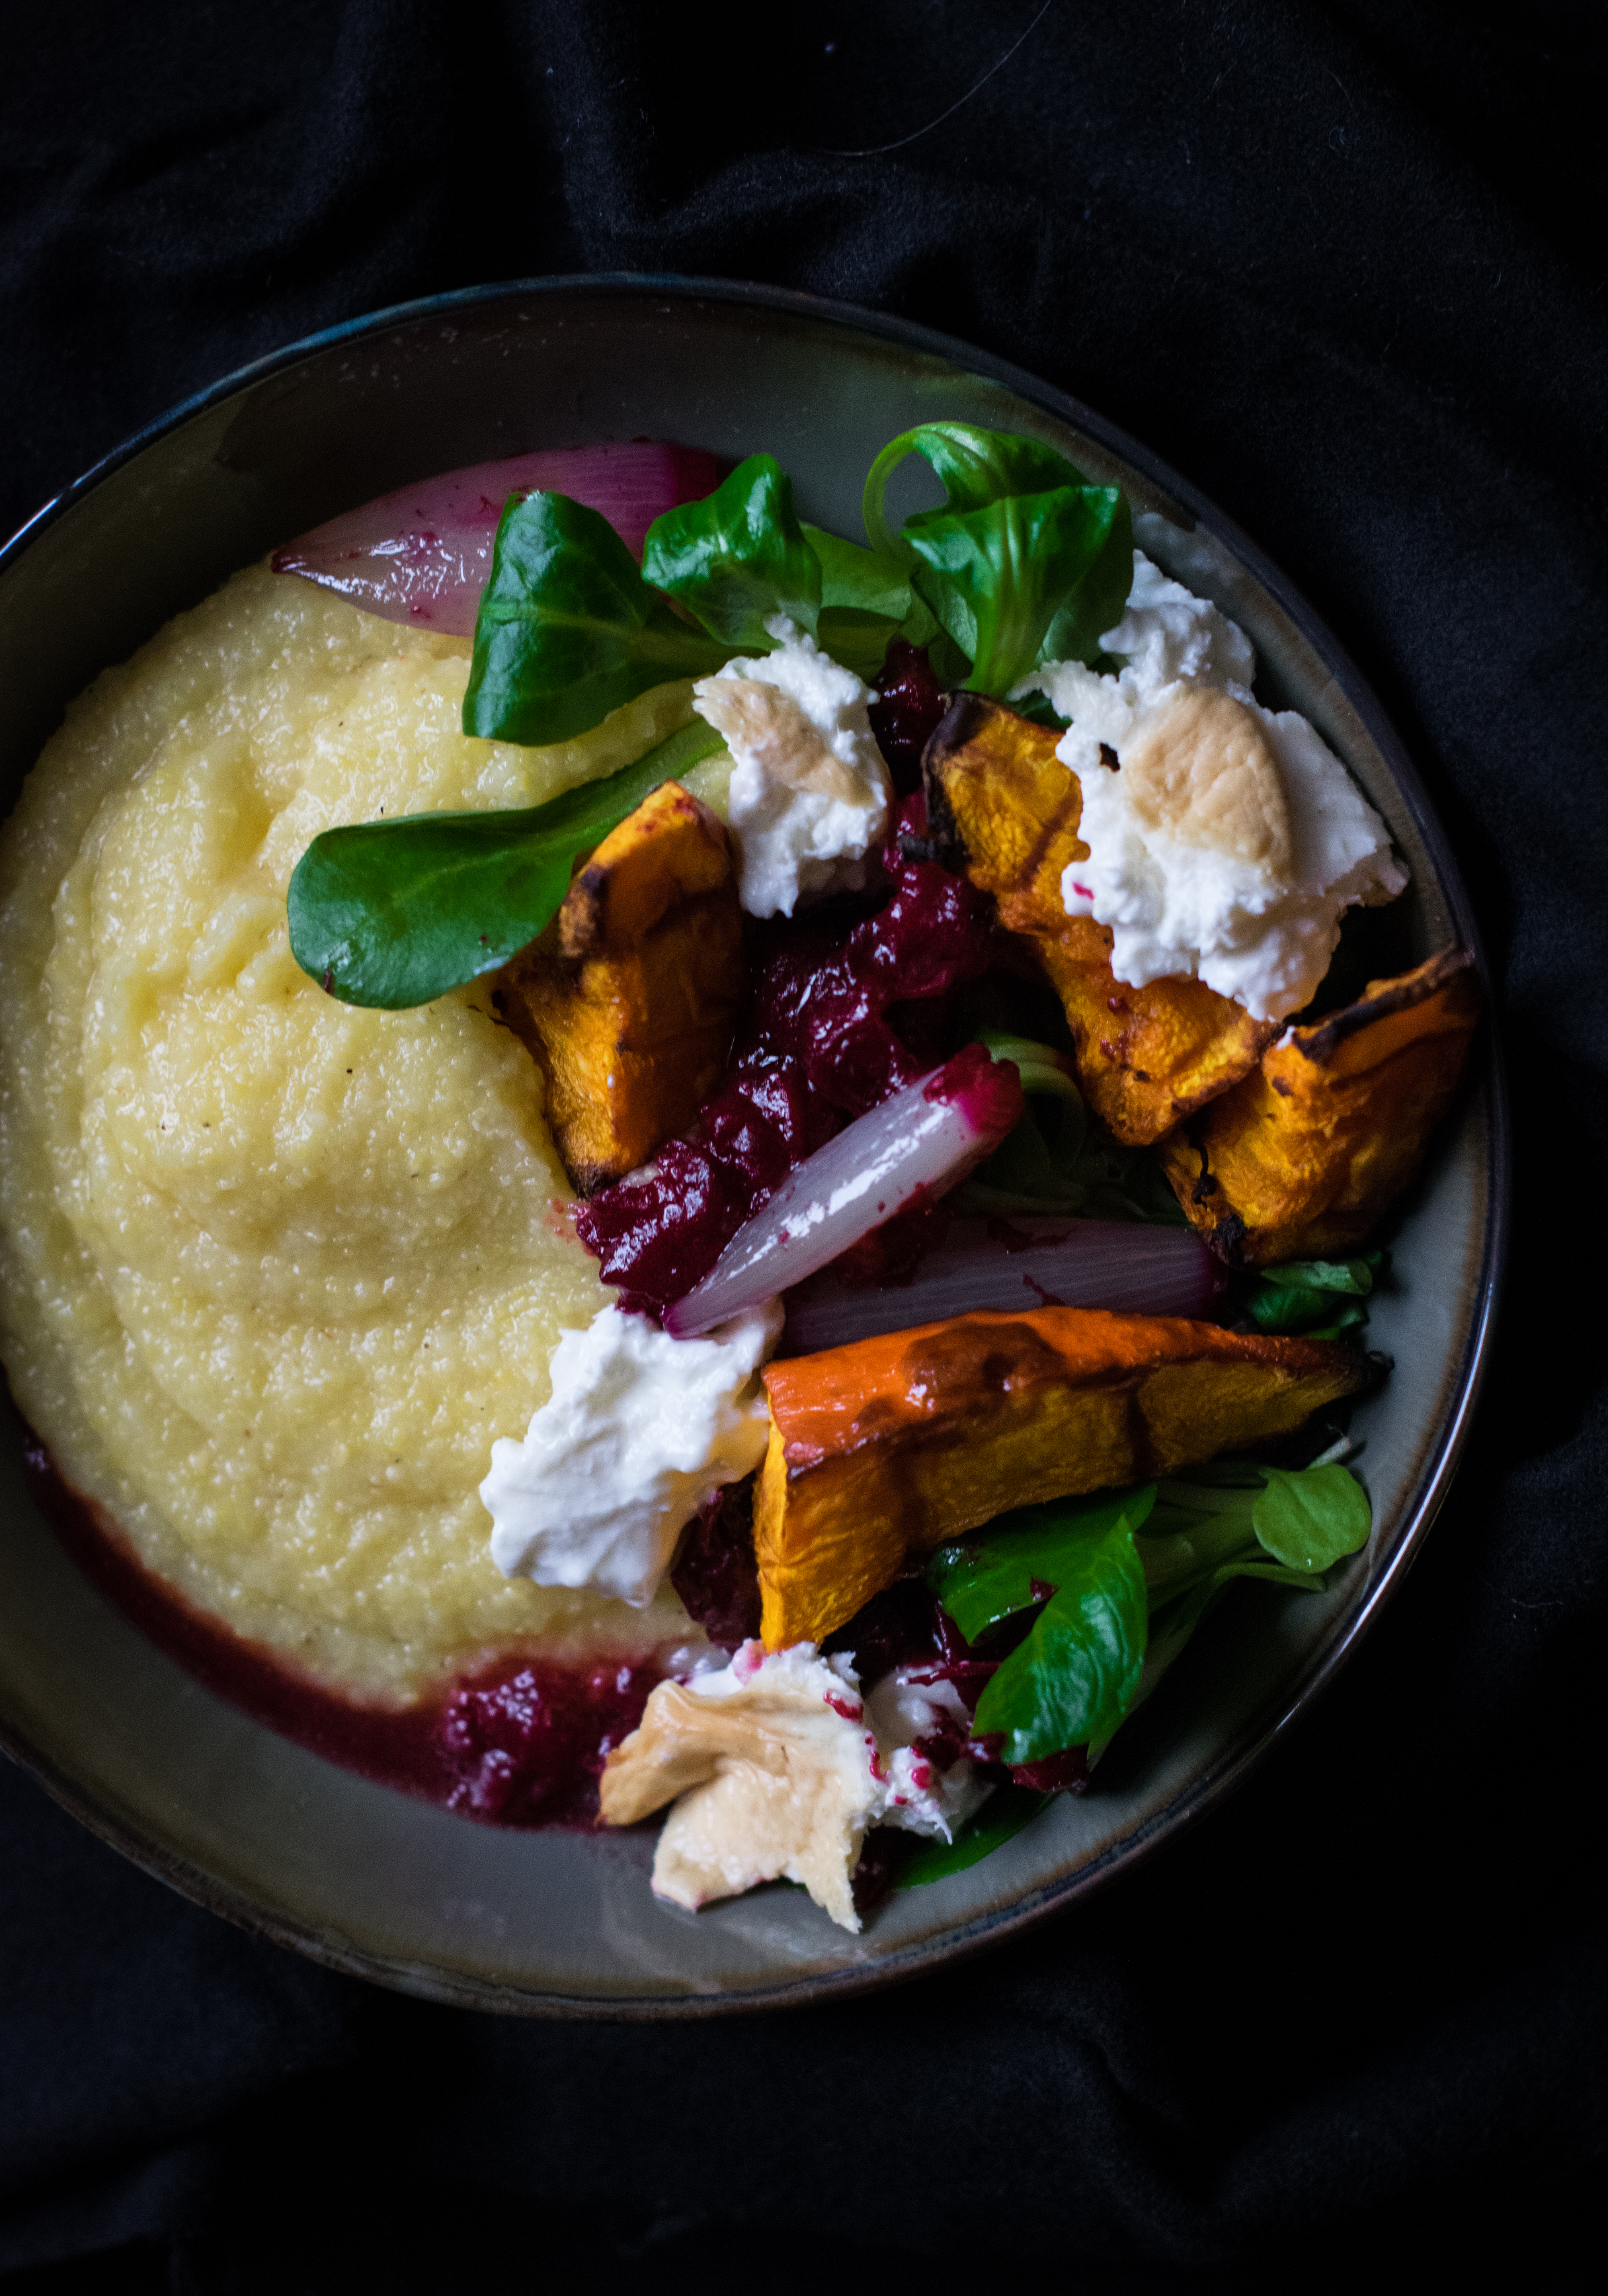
top-left (928, 1488), bottom-right (1154, 1766)
top-left (861, 422), bottom-right (1086, 561)
top-left (958, 1030), bottom-right (1188, 1225)
top-left (640, 453), bottom-right (821, 649)
top-left (1244, 1251), bottom-right (1383, 1338)
top-left (1251, 1463), bottom-right (1373, 1573)
top-left (859, 420), bottom-right (1134, 693)
top-left (928, 1487), bottom-right (1157, 1645)
top-left (800, 523), bottom-right (923, 680)
top-left (895, 1787), bottom-right (1054, 1888)
top-left (287, 717), bottom-right (724, 1008)
top-left (804, 524), bottom-right (911, 619)
top-left (926, 1457), bottom-right (1371, 1770)
top-left (904, 483), bottom-right (1131, 697)
top-left (462, 490), bottom-right (732, 747)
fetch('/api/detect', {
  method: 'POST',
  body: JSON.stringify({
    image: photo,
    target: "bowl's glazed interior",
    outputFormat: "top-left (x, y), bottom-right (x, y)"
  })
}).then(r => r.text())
top-left (0, 280), bottom-right (1503, 2013)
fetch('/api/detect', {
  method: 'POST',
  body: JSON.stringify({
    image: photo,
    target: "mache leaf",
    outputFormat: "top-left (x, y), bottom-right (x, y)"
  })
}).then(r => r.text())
top-left (1245, 1253), bottom-right (1381, 1335)
top-left (462, 490), bottom-right (730, 747)
top-left (801, 524), bottom-right (915, 678)
top-left (641, 453), bottom-right (821, 649)
top-left (286, 717), bottom-right (725, 1009)
top-left (970, 1513), bottom-right (1150, 1764)
top-left (895, 1787), bottom-right (1054, 1889)
top-left (804, 524), bottom-right (912, 619)
top-left (1251, 1463), bottom-right (1372, 1573)
top-left (926, 1485), bottom-right (1157, 1645)
top-left (861, 422), bottom-right (1086, 563)
top-left (904, 485), bottom-right (1130, 697)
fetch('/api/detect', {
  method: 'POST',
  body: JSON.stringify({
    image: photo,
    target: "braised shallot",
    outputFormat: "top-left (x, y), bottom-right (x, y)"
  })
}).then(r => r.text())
top-left (272, 441), bottom-right (723, 633)
top-left (663, 1046), bottom-right (1023, 1337)
top-left (776, 1215), bottom-right (1223, 1354)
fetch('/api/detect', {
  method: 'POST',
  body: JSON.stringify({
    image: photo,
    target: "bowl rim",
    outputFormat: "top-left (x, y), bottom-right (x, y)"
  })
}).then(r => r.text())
top-left (0, 272), bottom-right (1510, 2015)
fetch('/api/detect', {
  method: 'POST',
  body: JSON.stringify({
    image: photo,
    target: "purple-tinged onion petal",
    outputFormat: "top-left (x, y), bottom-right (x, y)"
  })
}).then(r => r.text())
top-left (662, 1047), bottom-right (1024, 1340)
top-left (271, 441), bottom-right (724, 635)
top-left (776, 1217), bottom-right (1224, 1356)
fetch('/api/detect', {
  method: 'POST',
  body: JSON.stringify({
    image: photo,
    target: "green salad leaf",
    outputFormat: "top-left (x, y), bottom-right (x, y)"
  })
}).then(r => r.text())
top-left (1250, 1463), bottom-right (1374, 1573)
top-left (1244, 1251), bottom-right (1383, 1337)
top-left (958, 1030), bottom-right (1188, 1225)
top-left (859, 420), bottom-right (1134, 694)
top-left (801, 523), bottom-right (919, 679)
top-left (971, 1537), bottom-right (1149, 1764)
top-left (286, 717), bottom-right (725, 1008)
top-left (929, 1487), bottom-right (1157, 1645)
top-left (904, 484), bottom-right (1132, 698)
top-left (804, 524), bottom-right (911, 619)
top-left (929, 1488), bottom-right (1154, 1766)
top-left (925, 1456), bottom-right (1371, 1776)
top-left (462, 490), bottom-right (732, 747)
top-left (640, 453), bottom-right (821, 649)
top-left (895, 1786), bottom-right (1054, 1889)
top-left (861, 422), bottom-right (1085, 561)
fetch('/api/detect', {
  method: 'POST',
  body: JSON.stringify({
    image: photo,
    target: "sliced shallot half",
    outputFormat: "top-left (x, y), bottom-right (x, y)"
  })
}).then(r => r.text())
top-left (663, 1047), bottom-right (1024, 1340)
top-left (271, 440), bottom-right (724, 634)
top-left (777, 1216), bottom-right (1224, 1356)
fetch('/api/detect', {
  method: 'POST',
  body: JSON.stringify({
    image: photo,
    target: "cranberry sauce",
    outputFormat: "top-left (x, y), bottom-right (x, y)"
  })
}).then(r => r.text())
top-left (438, 1657), bottom-right (655, 1825)
top-left (670, 1477), bottom-right (763, 1649)
top-left (866, 640), bottom-right (950, 795)
top-left (24, 1436), bottom-right (660, 1831)
top-left (574, 790), bottom-right (1004, 1316)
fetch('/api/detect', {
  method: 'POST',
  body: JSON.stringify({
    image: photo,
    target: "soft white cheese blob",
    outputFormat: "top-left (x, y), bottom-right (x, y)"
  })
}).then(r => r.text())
top-left (1018, 552), bottom-right (1406, 1022)
top-left (640, 1640), bottom-right (990, 1929)
top-left (479, 1299), bottom-right (782, 1607)
top-left (693, 616), bottom-right (891, 918)
top-left (863, 1665), bottom-right (993, 1841)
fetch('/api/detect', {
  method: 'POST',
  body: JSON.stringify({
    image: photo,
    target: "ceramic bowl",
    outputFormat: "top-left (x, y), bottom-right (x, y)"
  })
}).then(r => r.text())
top-left (0, 277), bottom-right (1506, 2013)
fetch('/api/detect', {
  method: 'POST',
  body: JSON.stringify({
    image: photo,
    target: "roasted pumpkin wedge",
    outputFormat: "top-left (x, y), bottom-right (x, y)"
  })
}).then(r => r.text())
top-left (497, 779), bottom-right (744, 1192)
top-left (1156, 947), bottom-right (1482, 1264)
top-left (922, 694), bottom-right (1276, 1145)
top-left (754, 1306), bottom-right (1366, 1648)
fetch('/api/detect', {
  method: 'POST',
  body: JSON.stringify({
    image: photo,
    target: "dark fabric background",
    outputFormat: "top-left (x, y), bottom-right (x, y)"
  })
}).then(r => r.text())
top-left (2, 4), bottom-right (1604, 2288)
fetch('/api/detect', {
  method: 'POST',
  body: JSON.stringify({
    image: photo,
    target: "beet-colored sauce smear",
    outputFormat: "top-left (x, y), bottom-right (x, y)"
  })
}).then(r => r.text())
top-left (24, 1436), bottom-right (657, 1830)
top-left (439, 1659), bottom-right (654, 1825)
top-left (574, 790), bottom-right (1001, 1316)
top-left (866, 640), bottom-right (950, 795)
top-left (671, 1477), bottom-right (762, 1650)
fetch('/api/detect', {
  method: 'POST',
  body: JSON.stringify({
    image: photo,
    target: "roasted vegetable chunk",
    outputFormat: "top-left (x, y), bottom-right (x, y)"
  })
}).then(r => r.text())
top-left (923, 694), bottom-right (1276, 1145)
top-left (754, 1307), bottom-right (1365, 1648)
top-left (498, 780), bottom-right (743, 1192)
top-left (1157, 947), bottom-right (1481, 1265)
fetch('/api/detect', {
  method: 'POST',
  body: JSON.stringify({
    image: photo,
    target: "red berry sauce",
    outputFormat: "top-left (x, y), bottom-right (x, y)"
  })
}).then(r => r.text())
top-left (23, 1437), bottom-right (661, 1830)
top-left (866, 639), bottom-right (951, 795)
top-left (574, 788), bottom-right (1005, 1317)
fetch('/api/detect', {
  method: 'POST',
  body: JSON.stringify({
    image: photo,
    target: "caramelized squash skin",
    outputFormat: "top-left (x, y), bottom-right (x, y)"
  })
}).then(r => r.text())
top-left (1157, 948), bottom-right (1482, 1264)
top-left (498, 780), bottom-right (743, 1193)
top-left (755, 1307), bottom-right (1365, 1649)
top-left (922, 695), bottom-right (1276, 1146)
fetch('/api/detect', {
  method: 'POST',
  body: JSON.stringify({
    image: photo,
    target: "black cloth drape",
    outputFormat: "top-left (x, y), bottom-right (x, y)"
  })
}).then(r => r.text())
top-left (2, 5), bottom-right (1604, 2288)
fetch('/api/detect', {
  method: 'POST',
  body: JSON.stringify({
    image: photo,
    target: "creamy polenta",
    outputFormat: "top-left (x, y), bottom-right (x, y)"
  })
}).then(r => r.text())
top-left (0, 565), bottom-right (726, 1701)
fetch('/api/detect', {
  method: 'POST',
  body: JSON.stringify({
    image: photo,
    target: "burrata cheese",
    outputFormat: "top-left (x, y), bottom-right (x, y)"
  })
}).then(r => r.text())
top-left (693, 616), bottom-right (890, 917)
top-left (480, 1299), bottom-right (782, 1607)
top-left (1020, 552), bottom-right (1407, 1022)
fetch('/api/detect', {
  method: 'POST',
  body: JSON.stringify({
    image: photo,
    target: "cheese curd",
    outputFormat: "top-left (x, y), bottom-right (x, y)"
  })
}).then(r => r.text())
top-left (480, 1300), bottom-right (781, 1607)
top-left (1019, 552), bottom-right (1406, 1022)
top-left (693, 616), bottom-right (890, 917)
top-left (601, 1639), bottom-right (991, 1929)
top-left (0, 567), bottom-right (712, 1700)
